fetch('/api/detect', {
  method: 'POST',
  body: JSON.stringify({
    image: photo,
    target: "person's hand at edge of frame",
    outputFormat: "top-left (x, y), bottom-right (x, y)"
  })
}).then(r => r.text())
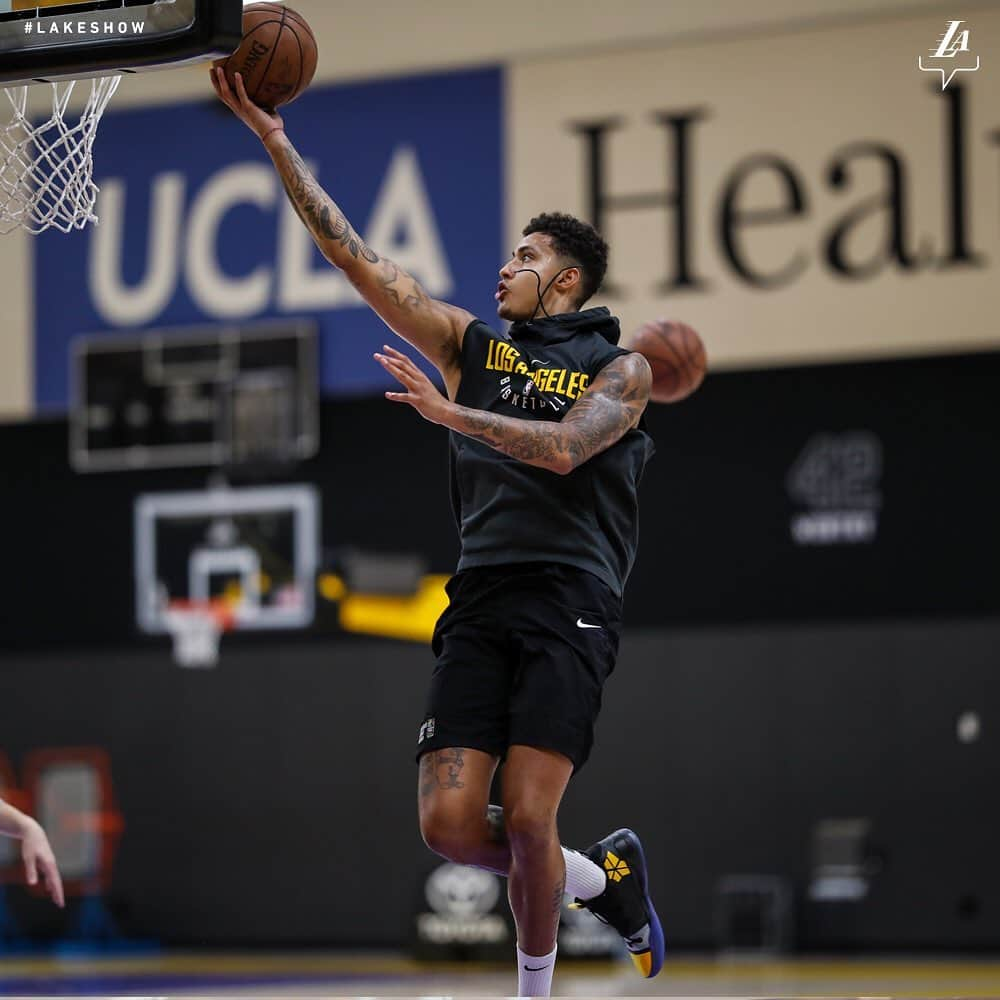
top-left (21, 816), bottom-right (65, 909)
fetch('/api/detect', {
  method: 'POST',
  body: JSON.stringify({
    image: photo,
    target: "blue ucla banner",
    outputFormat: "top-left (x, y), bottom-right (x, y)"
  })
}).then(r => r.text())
top-left (34, 66), bottom-right (503, 408)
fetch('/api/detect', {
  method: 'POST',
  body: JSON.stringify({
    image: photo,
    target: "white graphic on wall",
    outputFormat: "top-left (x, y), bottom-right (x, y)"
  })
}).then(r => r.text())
top-left (786, 432), bottom-right (883, 546)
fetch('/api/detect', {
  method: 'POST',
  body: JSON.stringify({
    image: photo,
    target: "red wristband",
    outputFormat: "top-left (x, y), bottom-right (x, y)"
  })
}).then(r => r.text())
top-left (261, 126), bottom-right (285, 146)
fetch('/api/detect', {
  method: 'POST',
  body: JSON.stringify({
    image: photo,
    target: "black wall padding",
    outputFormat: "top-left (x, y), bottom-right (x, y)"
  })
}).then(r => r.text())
top-left (2, 619), bottom-right (997, 948)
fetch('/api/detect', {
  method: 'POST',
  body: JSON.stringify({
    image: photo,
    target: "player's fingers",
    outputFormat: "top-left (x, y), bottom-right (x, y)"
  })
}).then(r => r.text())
top-left (384, 365), bottom-right (417, 387)
top-left (388, 364), bottom-right (420, 390)
top-left (385, 391), bottom-right (414, 404)
top-left (375, 353), bottom-right (417, 384)
top-left (377, 353), bottom-right (410, 372)
top-left (213, 67), bottom-right (236, 106)
top-left (382, 344), bottom-right (420, 373)
top-left (216, 75), bottom-right (242, 118)
top-left (23, 852), bottom-right (37, 886)
top-left (234, 72), bottom-right (252, 109)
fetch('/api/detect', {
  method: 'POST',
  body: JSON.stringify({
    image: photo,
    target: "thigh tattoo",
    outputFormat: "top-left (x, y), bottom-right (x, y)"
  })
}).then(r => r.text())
top-left (420, 748), bottom-right (467, 797)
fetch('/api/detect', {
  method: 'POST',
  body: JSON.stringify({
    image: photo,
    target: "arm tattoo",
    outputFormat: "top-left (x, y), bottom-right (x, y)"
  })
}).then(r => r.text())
top-left (267, 136), bottom-right (468, 370)
top-left (419, 749), bottom-right (467, 798)
top-left (447, 353), bottom-right (651, 474)
top-left (272, 140), bottom-right (379, 264)
top-left (375, 259), bottom-right (463, 368)
top-left (378, 258), bottom-right (431, 313)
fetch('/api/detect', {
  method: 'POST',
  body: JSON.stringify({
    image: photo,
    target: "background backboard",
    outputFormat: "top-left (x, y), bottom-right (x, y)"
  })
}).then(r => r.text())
top-left (134, 482), bottom-right (320, 634)
top-left (71, 320), bottom-right (319, 472)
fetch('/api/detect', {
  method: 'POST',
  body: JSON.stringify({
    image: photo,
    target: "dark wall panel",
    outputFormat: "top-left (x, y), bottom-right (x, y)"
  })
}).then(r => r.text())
top-left (2, 620), bottom-right (997, 948)
top-left (3, 350), bottom-right (1000, 648)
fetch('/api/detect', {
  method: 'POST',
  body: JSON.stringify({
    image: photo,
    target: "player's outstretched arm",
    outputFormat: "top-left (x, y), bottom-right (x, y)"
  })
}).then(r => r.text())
top-left (377, 347), bottom-right (651, 475)
top-left (211, 69), bottom-right (471, 379)
top-left (0, 798), bottom-right (65, 907)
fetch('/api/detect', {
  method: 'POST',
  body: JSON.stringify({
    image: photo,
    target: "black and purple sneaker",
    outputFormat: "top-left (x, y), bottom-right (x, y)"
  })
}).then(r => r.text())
top-left (574, 828), bottom-right (665, 978)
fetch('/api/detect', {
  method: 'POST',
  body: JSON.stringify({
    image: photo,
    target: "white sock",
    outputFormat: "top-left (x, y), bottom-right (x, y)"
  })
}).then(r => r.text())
top-left (562, 847), bottom-right (606, 900)
top-left (517, 942), bottom-right (557, 998)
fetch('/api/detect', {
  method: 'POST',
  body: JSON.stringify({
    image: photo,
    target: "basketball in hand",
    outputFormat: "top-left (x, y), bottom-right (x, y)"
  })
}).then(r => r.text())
top-left (215, 3), bottom-right (318, 110)
top-left (630, 319), bottom-right (707, 404)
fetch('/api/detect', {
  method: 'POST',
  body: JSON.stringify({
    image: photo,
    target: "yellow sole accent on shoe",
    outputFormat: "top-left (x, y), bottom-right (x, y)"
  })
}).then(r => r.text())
top-left (631, 950), bottom-right (653, 977)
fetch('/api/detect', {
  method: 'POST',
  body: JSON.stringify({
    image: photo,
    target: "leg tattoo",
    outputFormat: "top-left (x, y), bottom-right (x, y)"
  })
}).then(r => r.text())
top-left (419, 749), bottom-right (467, 797)
top-left (551, 872), bottom-right (567, 916)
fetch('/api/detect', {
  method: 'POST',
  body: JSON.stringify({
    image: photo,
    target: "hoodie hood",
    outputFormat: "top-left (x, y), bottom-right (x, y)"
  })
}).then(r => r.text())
top-left (508, 306), bottom-right (621, 347)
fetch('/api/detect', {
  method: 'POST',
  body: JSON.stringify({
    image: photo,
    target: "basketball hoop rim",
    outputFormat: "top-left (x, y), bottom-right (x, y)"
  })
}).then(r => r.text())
top-left (161, 597), bottom-right (235, 669)
top-left (1, 71), bottom-right (121, 89)
top-left (164, 597), bottom-right (238, 632)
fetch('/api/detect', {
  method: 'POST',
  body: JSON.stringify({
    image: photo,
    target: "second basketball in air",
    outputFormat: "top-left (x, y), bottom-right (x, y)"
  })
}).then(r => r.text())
top-left (216, 3), bottom-right (318, 110)
top-left (630, 319), bottom-right (708, 404)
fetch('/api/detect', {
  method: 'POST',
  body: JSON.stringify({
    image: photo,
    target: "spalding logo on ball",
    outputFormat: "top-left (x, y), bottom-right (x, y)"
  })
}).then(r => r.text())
top-left (630, 319), bottom-right (707, 404)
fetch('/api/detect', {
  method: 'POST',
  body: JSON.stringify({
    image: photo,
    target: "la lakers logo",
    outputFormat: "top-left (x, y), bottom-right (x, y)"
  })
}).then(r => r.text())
top-left (918, 20), bottom-right (980, 90)
top-left (603, 850), bottom-right (631, 883)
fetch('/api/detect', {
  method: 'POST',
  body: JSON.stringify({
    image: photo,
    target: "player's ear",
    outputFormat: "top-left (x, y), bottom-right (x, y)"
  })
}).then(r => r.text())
top-left (558, 266), bottom-right (581, 293)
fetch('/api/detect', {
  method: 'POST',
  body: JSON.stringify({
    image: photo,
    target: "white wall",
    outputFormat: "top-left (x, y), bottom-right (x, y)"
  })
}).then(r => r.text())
top-left (0, 0), bottom-right (991, 417)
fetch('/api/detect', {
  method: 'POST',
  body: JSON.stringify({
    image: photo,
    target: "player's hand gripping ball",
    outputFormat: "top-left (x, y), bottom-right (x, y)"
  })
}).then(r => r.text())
top-left (630, 319), bottom-right (707, 404)
top-left (214, 3), bottom-right (318, 110)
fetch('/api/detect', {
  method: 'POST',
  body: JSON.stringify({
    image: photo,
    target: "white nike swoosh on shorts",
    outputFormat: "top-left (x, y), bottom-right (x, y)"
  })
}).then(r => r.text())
top-left (576, 618), bottom-right (602, 629)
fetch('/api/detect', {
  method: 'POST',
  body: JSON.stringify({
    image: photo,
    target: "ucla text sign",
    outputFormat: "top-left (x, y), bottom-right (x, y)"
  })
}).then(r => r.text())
top-left (35, 67), bottom-right (502, 407)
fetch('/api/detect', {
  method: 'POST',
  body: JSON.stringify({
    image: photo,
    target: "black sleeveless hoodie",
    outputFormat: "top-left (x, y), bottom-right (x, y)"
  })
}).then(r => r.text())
top-left (448, 306), bottom-right (655, 597)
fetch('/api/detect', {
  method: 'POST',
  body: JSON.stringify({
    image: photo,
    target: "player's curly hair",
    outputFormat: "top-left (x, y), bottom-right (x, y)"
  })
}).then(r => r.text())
top-left (522, 212), bottom-right (609, 307)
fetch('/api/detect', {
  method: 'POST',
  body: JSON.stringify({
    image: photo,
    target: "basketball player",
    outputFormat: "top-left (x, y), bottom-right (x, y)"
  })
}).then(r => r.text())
top-left (213, 69), bottom-right (663, 997)
top-left (0, 797), bottom-right (64, 907)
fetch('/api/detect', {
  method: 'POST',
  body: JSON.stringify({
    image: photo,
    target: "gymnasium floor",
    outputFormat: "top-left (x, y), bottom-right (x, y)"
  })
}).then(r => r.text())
top-left (1, 952), bottom-right (999, 997)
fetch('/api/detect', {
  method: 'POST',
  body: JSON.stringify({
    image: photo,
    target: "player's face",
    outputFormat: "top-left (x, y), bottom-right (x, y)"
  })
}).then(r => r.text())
top-left (495, 233), bottom-right (564, 321)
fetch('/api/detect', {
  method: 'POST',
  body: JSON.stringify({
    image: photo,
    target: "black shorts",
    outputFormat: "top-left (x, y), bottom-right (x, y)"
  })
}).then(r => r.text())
top-left (415, 562), bottom-right (622, 771)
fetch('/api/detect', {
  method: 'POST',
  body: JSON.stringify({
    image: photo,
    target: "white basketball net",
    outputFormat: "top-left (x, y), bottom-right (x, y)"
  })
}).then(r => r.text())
top-left (164, 605), bottom-right (225, 669)
top-left (0, 75), bottom-right (120, 236)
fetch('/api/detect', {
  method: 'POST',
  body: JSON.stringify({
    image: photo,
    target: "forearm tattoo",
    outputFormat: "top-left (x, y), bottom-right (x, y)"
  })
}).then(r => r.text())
top-left (273, 141), bottom-right (379, 264)
top-left (452, 353), bottom-right (651, 473)
top-left (419, 749), bottom-right (467, 797)
top-left (267, 139), bottom-right (451, 336)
